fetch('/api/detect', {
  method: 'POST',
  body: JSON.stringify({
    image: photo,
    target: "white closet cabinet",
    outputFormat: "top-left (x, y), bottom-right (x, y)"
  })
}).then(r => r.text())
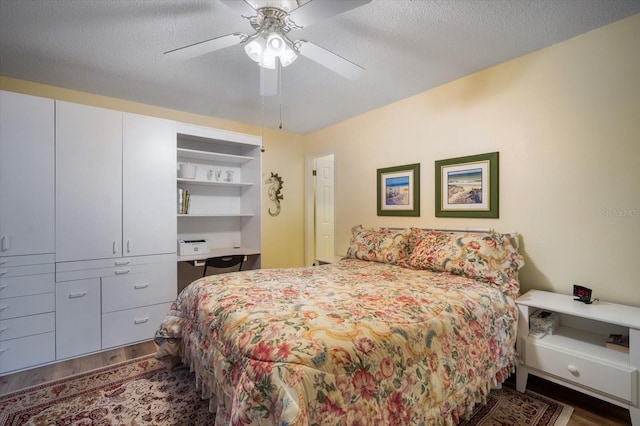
top-left (0, 90), bottom-right (54, 256)
top-left (55, 101), bottom-right (122, 262)
top-left (56, 103), bottom-right (176, 261)
top-left (123, 113), bottom-right (177, 256)
top-left (54, 102), bottom-right (177, 362)
top-left (0, 91), bottom-right (55, 374)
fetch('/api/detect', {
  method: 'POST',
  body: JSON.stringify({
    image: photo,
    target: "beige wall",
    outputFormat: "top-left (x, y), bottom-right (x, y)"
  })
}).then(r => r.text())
top-left (0, 76), bottom-right (307, 269)
top-left (261, 128), bottom-right (306, 268)
top-left (305, 15), bottom-right (640, 306)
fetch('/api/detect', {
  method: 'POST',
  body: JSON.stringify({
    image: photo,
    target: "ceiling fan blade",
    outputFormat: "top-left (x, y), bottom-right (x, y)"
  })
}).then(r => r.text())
top-left (219, 0), bottom-right (258, 17)
top-left (297, 40), bottom-right (365, 80)
top-left (260, 65), bottom-right (279, 97)
top-left (164, 33), bottom-right (245, 61)
top-left (288, 0), bottom-right (371, 28)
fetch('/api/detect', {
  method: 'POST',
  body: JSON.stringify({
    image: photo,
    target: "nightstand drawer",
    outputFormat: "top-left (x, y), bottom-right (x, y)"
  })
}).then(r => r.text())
top-left (527, 342), bottom-right (637, 402)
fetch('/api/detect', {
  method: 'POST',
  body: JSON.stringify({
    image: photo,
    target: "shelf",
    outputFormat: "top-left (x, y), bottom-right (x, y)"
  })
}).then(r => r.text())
top-left (176, 178), bottom-right (253, 187)
top-left (178, 213), bottom-right (255, 218)
top-left (528, 325), bottom-right (629, 365)
top-left (177, 148), bottom-right (253, 164)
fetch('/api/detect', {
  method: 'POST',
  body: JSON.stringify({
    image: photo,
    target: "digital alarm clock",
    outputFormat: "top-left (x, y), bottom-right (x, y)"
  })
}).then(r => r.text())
top-left (573, 284), bottom-right (593, 304)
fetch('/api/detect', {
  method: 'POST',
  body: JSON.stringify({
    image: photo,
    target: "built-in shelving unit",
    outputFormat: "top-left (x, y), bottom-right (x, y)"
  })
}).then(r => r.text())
top-left (176, 123), bottom-right (262, 270)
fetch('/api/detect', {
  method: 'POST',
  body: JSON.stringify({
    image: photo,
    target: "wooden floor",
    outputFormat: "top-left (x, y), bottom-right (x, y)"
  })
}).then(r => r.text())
top-left (0, 341), bottom-right (633, 425)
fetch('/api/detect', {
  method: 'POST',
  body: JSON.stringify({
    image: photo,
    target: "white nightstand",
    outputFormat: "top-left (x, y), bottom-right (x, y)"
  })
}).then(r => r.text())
top-left (515, 289), bottom-right (639, 424)
top-left (314, 256), bottom-right (343, 265)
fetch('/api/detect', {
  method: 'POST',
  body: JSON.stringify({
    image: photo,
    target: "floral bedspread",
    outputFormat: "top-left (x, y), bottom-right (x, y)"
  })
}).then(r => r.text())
top-left (154, 259), bottom-right (518, 426)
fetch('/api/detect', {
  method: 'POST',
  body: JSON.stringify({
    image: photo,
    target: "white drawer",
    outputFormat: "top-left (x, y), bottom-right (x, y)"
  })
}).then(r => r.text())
top-left (0, 312), bottom-right (55, 341)
top-left (102, 262), bottom-right (176, 313)
top-left (0, 263), bottom-right (54, 279)
top-left (0, 254), bottom-right (54, 268)
top-left (0, 273), bottom-right (55, 299)
top-left (102, 302), bottom-right (171, 349)
top-left (56, 254), bottom-right (176, 282)
top-left (0, 332), bottom-right (55, 374)
top-left (0, 293), bottom-right (55, 320)
top-left (527, 341), bottom-right (637, 402)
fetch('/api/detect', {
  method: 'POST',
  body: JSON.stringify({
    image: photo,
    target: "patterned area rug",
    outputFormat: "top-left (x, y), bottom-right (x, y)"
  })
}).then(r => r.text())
top-left (0, 355), bottom-right (572, 425)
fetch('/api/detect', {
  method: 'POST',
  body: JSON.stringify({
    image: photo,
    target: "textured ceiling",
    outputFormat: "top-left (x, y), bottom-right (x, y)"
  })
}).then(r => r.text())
top-left (1, 1), bottom-right (639, 134)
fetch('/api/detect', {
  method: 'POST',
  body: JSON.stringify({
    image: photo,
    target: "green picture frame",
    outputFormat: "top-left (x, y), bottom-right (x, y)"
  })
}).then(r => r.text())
top-left (377, 163), bottom-right (420, 216)
top-left (435, 152), bottom-right (499, 218)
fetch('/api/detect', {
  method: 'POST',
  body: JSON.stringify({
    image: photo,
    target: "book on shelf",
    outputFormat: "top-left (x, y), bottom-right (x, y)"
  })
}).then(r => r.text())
top-left (177, 188), bottom-right (191, 214)
top-left (605, 334), bottom-right (629, 353)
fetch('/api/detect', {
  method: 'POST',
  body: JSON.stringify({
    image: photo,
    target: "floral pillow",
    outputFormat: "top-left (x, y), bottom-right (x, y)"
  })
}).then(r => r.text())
top-left (404, 230), bottom-right (525, 297)
top-left (345, 225), bottom-right (411, 265)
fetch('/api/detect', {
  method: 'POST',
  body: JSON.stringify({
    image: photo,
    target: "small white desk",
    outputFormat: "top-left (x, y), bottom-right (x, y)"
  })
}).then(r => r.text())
top-left (178, 247), bottom-right (261, 266)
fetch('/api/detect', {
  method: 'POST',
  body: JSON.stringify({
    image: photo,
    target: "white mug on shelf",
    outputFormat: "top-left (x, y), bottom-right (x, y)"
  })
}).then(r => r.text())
top-left (225, 170), bottom-right (234, 182)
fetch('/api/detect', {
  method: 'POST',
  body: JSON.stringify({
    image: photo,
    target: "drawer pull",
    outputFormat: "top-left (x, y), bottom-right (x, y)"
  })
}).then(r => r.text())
top-left (0, 327), bottom-right (7, 333)
top-left (0, 259), bottom-right (7, 265)
top-left (114, 269), bottom-right (130, 275)
top-left (0, 305), bottom-right (7, 313)
top-left (134, 283), bottom-right (149, 290)
top-left (567, 364), bottom-right (580, 376)
top-left (0, 347), bottom-right (7, 355)
top-left (115, 260), bottom-right (130, 266)
top-left (68, 291), bottom-right (88, 299)
top-left (134, 317), bottom-right (149, 325)
top-left (0, 284), bottom-right (7, 290)
top-left (1, 236), bottom-right (9, 252)
top-left (0, 270), bottom-right (7, 277)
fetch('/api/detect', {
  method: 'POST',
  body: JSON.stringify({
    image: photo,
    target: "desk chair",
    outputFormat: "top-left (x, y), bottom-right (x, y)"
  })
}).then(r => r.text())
top-left (202, 255), bottom-right (244, 277)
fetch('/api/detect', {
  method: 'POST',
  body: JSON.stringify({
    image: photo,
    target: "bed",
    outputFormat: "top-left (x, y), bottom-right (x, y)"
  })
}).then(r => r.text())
top-left (154, 227), bottom-right (525, 425)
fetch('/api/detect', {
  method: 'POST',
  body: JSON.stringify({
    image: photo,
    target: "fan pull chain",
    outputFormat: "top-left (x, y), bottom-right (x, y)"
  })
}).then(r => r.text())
top-left (278, 59), bottom-right (283, 130)
top-left (260, 94), bottom-right (266, 152)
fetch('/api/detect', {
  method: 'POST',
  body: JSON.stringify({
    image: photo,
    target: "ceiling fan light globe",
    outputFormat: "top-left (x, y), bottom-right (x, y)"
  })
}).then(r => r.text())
top-left (244, 38), bottom-right (265, 62)
top-left (279, 47), bottom-right (297, 67)
top-left (260, 51), bottom-right (277, 69)
top-left (266, 33), bottom-right (286, 56)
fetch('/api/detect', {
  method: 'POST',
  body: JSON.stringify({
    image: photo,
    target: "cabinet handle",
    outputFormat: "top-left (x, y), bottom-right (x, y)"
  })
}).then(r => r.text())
top-left (134, 283), bottom-right (149, 290)
top-left (0, 326), bottom-right (7, 333)
top-left (0, 347), bottom-right (7, 355)
top-left (115, 269), bottom-right (130, 275)
top-left (0, 271), bottom-right (6, 277)
top-left (567, 365), bottom-right (580, 376)
top-left (1, 236), bottom-right (9, 252)
top-left (115, 260), bottom-right (130, 266)
top-left (68, 292), bottom-right (88, 299)
top-left (0, 284), bottom-right (7, 290)
top-left (0, 259), bottom-right (7, 265)
top-left (0, 305), bottom-right (7, 313)
top-left (127, 239), bottom-right (131, 253)
top-left (112, 240), bottom-right (117, 254)
top-left (134, 317), bottom-right (149, 325)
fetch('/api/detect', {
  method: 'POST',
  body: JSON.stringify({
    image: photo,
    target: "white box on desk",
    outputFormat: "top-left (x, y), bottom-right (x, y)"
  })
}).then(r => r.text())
top-left (178, 239), bottom-right (209, 256)
top-left (530, 309), bottom-right (560, 334)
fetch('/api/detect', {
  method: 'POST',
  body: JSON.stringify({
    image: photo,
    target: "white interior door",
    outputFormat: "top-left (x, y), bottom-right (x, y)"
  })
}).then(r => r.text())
top-left (314, 155), bottom-right (335, 259)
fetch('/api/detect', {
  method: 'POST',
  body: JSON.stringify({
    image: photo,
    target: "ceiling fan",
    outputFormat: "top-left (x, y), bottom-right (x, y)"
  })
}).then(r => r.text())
top-left (165, 0), bottom-right (372, 96)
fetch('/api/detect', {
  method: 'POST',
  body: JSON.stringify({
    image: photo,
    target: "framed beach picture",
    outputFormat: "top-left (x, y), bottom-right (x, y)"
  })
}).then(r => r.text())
top-left (435, 152), bottom-right (499, 218)
top-left (377, 163), bottom-right (420, 216)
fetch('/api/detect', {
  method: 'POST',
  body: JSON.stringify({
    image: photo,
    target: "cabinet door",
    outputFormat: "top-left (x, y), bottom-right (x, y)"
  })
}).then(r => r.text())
top-left (122, 113), bottom-right (176, 256)
top-left (56, 278), bottom-right (101, 359)
top-left (0, 91), bottom-right (54, 257)
top-left (56, 101), bottom-right (122, 262)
